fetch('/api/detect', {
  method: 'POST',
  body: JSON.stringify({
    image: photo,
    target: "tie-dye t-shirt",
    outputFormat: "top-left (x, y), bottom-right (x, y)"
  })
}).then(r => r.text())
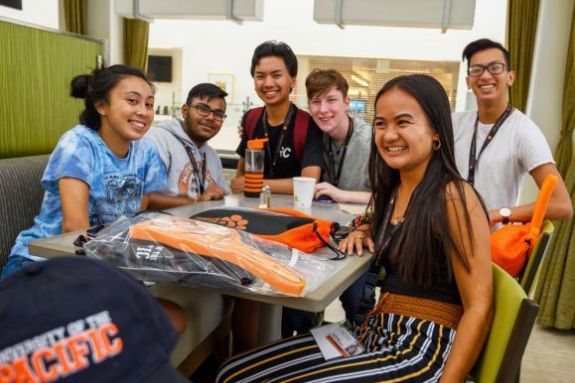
top-left (9, 125), bottom-right (167, 261)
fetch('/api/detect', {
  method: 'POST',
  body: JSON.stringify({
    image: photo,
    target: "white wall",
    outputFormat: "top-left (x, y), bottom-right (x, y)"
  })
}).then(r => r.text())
top-left (148, 0), bottom-right (507, 151)
top-left (519, 0), bottom-right (574, 203)
top-left (87, 0), bottom-right (123, 65)
top-left (0, 0), bottom-right (59, 29)
top-left (526, 0), bottom-right (574, 152)
top-left (148, 47), bottom-right (183, 113)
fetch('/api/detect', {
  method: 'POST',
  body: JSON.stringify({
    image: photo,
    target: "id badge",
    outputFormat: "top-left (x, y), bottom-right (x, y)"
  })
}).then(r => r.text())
top-left (310, 324), bottom-right (365, 360)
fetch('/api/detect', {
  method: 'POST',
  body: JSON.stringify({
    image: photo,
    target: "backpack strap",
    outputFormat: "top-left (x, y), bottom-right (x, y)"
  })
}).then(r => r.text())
top-left (353, 271), bottom-right (378, 325)
top-left (264, 207), bottom-right (345, 259)
top-left (245, 106), bottom-right (309, 166)
top-left (244, 107), bottom-right (265, 140)
top-left (528, 175), bottom-right (558, 239)
top-left (264, 207), bottom-right (312, 218)
top-left (293, 109), bottom-right (310, 166)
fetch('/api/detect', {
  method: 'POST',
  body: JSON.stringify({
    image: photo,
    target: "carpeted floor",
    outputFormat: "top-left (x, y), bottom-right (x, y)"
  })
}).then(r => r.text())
top-left (521, 324), bottom-right (575, 383)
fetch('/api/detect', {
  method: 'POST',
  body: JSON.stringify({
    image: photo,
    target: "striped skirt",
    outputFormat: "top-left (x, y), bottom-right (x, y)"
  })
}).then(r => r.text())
top-left (216, 312), bottom-right (457, 383)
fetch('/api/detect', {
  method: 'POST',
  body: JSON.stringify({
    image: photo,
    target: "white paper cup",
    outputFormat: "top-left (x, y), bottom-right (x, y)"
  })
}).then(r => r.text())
top-left (293, 177), bottom-right (316, 209)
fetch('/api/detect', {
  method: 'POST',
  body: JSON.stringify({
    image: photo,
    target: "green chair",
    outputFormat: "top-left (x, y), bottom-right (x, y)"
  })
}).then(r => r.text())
top-left (519, 220), bottom-right (554, 295)
top-left (471, 264), bottom-right (539, 383)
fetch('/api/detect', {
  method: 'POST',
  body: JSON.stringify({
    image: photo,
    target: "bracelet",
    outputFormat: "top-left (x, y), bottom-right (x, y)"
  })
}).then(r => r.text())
top-left (350, 210), bottom-right (373, 232)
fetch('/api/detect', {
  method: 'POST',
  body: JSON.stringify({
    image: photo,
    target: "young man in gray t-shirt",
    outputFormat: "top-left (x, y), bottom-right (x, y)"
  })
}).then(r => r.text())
top-left (306, 69), bottom-right (372, 204)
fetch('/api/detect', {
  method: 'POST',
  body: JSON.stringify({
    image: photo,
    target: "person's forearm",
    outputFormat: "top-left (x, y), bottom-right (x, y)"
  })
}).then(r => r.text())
top-left (338, 191), bottom-right (371, 204)
top-left (236, 157), bottom-right (246, 177)
top-left (489, 203), bottom-right (534, 225)
top-left (301, 166), bottom-right (321, 181)
top-left (264, 178), bottom-right (293, 194)
top-left (440, 305), bottom-right (493, 382)
top-left (148, 192), bottom-right (195, 210)
top-left (490, 199), bottom-right (573, 225)
top-left (62, 217), bottom-right (90, 233)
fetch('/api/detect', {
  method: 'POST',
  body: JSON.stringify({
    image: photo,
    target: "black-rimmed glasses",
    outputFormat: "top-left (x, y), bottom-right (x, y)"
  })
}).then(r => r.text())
top-left (467, 62), bottom-right (507, 77)
top-left (189, 103), bottom-right (227, 121)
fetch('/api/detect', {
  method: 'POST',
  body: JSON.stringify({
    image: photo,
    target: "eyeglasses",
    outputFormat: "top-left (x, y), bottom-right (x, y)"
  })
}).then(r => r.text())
top-left (467, 62), bottom-right (507, 77)
top-left (189, 103), bottom-right (227, 121)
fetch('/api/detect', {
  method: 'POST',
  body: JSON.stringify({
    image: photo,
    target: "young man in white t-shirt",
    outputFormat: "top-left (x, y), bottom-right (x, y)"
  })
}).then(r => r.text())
top-left (452, 38), bottom-right (572, 225)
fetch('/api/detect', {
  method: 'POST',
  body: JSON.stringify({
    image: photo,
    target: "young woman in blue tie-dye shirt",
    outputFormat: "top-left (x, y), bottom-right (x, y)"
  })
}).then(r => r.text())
top-left (2, 65), bottom-right (167, 278)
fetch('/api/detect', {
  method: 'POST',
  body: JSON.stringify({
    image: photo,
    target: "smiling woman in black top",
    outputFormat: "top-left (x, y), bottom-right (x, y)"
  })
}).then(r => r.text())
top-left (217, 74), bottom-right (493, 383)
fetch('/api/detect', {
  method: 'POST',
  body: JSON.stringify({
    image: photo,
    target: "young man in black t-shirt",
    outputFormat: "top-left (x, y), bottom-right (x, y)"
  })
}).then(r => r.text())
top-left (229, 41), bottom-right (324, 352)
top-left (230, 41), bottom-right (323, 194)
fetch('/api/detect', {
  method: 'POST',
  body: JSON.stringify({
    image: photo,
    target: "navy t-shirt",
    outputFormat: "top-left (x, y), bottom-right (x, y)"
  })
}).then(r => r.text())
top-left (236, 104), bottom-right (324, 179)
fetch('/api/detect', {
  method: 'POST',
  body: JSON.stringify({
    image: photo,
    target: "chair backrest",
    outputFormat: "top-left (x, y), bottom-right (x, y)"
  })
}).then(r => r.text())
top-left (519, 220), bottom-right (554, 295)
top-left (0, 155), bottom-right (49, 269)
top-left (472, 264), bottom-right (539, 383)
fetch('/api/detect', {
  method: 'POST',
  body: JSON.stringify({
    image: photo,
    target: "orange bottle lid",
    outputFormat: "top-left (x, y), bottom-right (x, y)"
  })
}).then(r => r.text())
top-left (247, 138), bottom-right (268, 149)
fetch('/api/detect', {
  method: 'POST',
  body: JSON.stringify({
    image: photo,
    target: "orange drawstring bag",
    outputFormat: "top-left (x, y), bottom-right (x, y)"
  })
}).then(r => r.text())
top-left (491, 175), bottom-right (558, 277)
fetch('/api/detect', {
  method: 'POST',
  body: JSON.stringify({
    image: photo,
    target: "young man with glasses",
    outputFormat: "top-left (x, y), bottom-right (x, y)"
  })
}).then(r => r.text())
top-left (453, 38), bottom-right (572, 225)
top-left (147, 83), bottom-right (230, 209)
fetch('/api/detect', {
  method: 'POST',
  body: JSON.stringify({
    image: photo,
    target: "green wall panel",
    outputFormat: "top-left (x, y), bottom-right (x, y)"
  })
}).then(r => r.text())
top-left (0, 21), bottom-right (102, 158)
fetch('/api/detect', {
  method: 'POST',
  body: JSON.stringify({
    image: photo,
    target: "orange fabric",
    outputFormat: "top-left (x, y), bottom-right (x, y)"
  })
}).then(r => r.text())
top-left (358, 293), bottom-right (463, 342)
top-left (129, 216), bottom-right (305, 295)
top-left (491, 175), bottom-right (558, 277)
top-left (259, 208), bottom-right (334, 253)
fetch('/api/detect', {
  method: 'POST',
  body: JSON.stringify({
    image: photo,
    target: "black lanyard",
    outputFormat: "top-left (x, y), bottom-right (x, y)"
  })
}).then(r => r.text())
top-left (467, 105), bottom-right (513, 185)
top-left (325, 117), bottom-right (354, 187)
top-left (170, 131), bottom-right (207, 195)
top-left (354, 190), bottom-right (403, 325)
top-left (261, 103), bottom-right (296, 178)
top-left (372, 190), bottom-right (403, 271)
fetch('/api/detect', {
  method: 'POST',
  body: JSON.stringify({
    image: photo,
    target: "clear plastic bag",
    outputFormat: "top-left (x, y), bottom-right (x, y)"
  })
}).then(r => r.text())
top-left (83, 212), bottom-right (339, 296)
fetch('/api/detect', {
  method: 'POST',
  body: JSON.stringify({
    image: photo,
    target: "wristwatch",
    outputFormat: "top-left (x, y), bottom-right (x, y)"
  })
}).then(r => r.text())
top-left (499, 207), bottom-right (511, 224)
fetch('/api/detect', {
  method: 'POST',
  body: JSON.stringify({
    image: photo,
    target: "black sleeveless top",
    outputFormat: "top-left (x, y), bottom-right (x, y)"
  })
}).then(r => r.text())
top-left (378, 223), bottom-right (462, 305)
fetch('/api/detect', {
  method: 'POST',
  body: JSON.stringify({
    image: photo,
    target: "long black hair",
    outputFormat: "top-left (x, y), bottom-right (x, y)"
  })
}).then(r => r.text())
top-left (368, 74), bottom-right (481, 287)
top-left (70, 64), bottom-right (154, 130)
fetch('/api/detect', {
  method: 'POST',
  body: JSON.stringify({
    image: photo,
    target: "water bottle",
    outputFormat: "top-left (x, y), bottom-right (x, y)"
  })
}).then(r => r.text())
top-left (259, 185), bottom-right (271, 208)
top-left (245, 138), bottom-right (267, 198)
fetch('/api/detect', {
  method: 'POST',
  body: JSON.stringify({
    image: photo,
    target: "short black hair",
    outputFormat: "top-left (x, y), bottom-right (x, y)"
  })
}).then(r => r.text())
top-left (185, 83), bottom-right (228, 105)
top-left (462, 38), bottom-right (511, 70)
top-left (250, 40), bottom-right (298, 77)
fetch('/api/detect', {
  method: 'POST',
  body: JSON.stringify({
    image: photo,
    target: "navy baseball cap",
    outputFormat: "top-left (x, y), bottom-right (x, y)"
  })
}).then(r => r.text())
top-left (0, 257), bottom-right (189, 383)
